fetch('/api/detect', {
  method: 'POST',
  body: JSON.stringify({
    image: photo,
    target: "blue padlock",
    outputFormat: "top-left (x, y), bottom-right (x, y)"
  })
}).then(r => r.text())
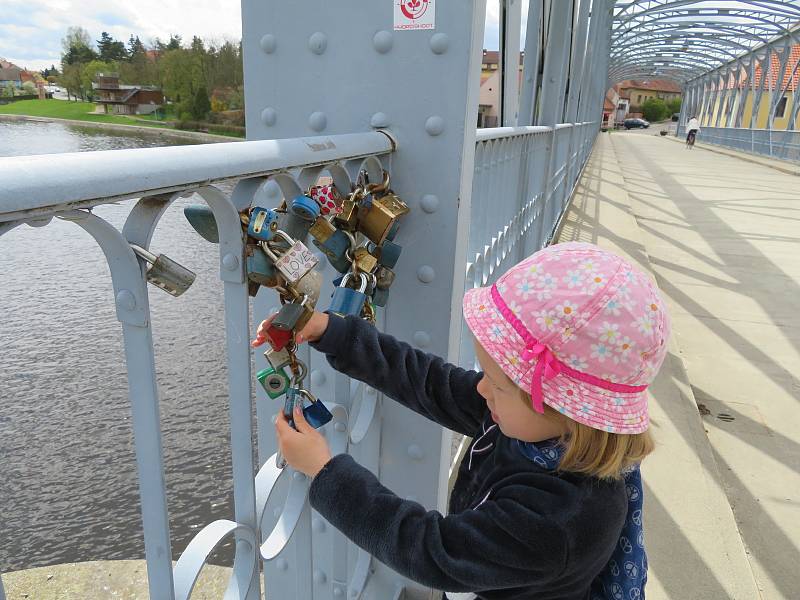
top-left (312, 229), bottom-right (355, 273)
top-left (290, 194), bottom-right (321, 222)
top-left (246, 245), bottom-right (279, 289)
top-left (378, 239), bottom-right (403, 269)
top-left (328, 272), bottom-right (369, 317)
top-left (283, 388), bottom-right (333, 430)
top-left (184, 204), bottom-right (219, 243)
top-left (247, 207), bottom-right (279, 241)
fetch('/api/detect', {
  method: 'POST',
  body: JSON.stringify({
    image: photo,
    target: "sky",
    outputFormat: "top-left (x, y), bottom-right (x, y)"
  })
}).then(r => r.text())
top-left (1, 0), bottom-right (508, 72)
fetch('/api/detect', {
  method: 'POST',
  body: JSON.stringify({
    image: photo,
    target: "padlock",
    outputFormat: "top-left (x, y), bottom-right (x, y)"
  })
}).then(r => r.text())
top-left (272, 295), bottom-right (312, 331)
top-left (293, 268), bottom-right (322, 307)
top-left (276, 210), bottom-right (313, 241)
top-left (353, 247), bottom-right (378, 274)
top-left (297, 389), bottom-right (334, 429)
top-left (257, 367), bottom-right (291, 399)
top-left (328, 272), bottom-right (370, 317)
top-left (333, 197), bottom-right (359, 231)
top-left (246, 245), bottom-right (280, 288)
top-left (310, 184), bottom-right (344, 216)
top-left (247, 207), bottom-right (280, 242)
top-left (130, 244), bottom-right (196, 297)
top-left (372, 287), bottom-right (390, 307)
top-left (311, 229), bottom-right (355, 273)
top-left (372, 266), bottom-right (395, 307)
top-left (262, 231), bottom-right (319, 285)
top-left (184, 204), bottom-right (219, 243)
top-left (376, 239), bottom-right (403, 269)
top-left (263, 324), bottom-right (293, 352)
top-left (358, 192), bottom-right (410, 246)
top-left (309, 216), bottom-right (337, 244)
top-left (264, 346), bottom-right (292, 370)
top-left (375, 265), bottom-right (396, 290)
top-left (386, 220), bottom-right (401, 242)
top-left (290, 194), bottom-right (321, 222)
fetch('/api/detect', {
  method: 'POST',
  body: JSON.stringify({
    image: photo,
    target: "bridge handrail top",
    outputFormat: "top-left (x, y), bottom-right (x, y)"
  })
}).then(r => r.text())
top-left (476, 125), bottom-right (553, 141)
top-left (0, 131), bottom-right (394, 223)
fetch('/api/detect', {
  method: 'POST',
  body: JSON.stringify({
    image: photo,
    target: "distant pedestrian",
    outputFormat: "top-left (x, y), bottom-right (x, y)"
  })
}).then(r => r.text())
top-left (686, 116), bottom-right (700, 147)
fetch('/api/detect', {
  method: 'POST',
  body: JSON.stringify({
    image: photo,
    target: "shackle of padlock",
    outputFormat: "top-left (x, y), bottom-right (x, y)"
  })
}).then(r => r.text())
top-left (365, 170), bottom-right (390, 195)
top-left (261, 230), bottom-right (319, 285)
top-left (130, 244), bottom-right (196, 297)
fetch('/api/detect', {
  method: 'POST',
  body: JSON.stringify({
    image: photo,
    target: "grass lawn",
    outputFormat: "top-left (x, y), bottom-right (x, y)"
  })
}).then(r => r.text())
top-left (0, 99), bottom-right (174, 129)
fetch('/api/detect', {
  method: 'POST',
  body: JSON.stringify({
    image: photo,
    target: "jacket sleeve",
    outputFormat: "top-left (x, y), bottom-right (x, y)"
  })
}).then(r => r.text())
top-left (308, 454), bottom-right (566, 593)
top-left (310, 313), bottom-right (487, 437)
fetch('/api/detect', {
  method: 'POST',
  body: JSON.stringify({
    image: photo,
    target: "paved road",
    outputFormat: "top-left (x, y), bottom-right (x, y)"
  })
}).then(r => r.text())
top-left (607, 130), bottom-right (799, 599)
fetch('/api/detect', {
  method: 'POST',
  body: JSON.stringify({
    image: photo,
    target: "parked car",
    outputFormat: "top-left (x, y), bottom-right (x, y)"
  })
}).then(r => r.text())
top-left (624, 118), bottom-right (650, 130)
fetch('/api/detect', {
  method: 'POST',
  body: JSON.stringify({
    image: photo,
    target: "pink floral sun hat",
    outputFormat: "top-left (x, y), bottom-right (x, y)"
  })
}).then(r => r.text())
top-left (463, 242), bottom-right (670, 434)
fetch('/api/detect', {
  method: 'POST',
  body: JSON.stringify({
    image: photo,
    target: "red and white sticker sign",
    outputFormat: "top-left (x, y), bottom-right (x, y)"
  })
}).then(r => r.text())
top-left (394, 0), bottom-right (435, 30)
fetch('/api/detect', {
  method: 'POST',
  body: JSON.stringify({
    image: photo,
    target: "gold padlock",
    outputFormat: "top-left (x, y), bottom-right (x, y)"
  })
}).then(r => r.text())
top-left (354, 247), bottom-right (378, 273)
top-left (309, 216), bottom-right (336, 243)
top-left (358, 191), bottom-right (410, 246)
top-left (334, 197), bottom-right (359, 231)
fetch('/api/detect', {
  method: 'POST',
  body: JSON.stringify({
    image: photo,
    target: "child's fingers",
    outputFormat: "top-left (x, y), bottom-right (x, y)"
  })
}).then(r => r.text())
top-left (292, 405), bottom-right (312, 432)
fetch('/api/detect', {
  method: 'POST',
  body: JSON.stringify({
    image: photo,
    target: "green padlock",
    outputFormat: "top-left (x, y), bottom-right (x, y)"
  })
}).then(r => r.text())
top-left (257, 367), bottom-right (290, 399)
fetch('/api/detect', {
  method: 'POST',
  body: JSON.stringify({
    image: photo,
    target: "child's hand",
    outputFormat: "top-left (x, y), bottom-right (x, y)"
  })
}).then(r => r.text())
top-left (251, 310), bottom-right (330, 347)
top-left (275, 406), bottom-right (333, 478)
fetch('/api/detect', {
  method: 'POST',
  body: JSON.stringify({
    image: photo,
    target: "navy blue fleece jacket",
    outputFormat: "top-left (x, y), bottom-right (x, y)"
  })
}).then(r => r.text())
top-left (308, 314), bottom-right (627, 600)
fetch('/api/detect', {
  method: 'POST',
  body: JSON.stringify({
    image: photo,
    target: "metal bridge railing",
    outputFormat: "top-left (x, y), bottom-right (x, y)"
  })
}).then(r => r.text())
top-left (0, 131), bottom-right (394, 600)
top-left (677, 125), bottom-right (800, 163)
top-left (459, 121), bottom-right (599, 377)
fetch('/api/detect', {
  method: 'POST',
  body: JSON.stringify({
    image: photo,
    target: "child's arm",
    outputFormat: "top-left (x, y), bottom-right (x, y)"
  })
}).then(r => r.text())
top-left (310, 312), bottom-right (486, 437)
top-left (308, 454), bottom-right (565, 592)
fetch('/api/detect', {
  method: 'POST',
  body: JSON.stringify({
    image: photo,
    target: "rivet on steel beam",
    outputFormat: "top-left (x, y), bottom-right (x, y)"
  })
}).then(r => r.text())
top-left (308, 32), bottom-right (328, 55)
top-left (309, 112), bottom-right (327, 132)
top-left (222, 253), bottom-right (239, 270)
top-left (425, 116), bottom-right (444, 136)
top-left (293, 471), bottom-right (306, 480)
top-left (407, 444), bottom-right (425, 460)
top-left (310, 370), bottom-right (326, 386)
top-left (373, 30), bottom-right (393, 53)
top-left (413, 331), bottom-right (431, 348)
top-left (333, 587), bottom-right (344, 597)
top-left (370, 112), bottom-right (389, 128)
top-left (420, 194), bottom-right (439, 213)
top-left (116, 289), bottom-right (136, 311)
top-left (313, 570), bottom-right (327, 585)
top-left (261, 107), bottom-right (277, 126)
top-left (260, 34), bottom-right (277, 54)
top-left (429, 33), bottom-right (449, 54)
top-left (312, 518), bottom-right (327, 533)
top-left (276, 558), bottom-right (289, 571)
top-left (417, 265), bottom-right (435, 283)
top-left (334, 422), bottom-right (347, 433)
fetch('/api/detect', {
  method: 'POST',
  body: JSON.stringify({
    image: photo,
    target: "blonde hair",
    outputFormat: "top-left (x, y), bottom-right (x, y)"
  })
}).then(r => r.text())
top-left (528, 392), bottom-right (654, 480)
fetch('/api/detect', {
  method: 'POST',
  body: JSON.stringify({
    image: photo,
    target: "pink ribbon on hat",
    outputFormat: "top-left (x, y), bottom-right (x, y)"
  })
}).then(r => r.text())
top-left (490, 285), bottom-right (648, 414)
top-left (521, 342), bottom-right (560, 413)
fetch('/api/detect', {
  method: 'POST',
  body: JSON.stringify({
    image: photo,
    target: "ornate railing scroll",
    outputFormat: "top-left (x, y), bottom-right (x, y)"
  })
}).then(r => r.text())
top-left (0, 131), bottom-right (394, 600)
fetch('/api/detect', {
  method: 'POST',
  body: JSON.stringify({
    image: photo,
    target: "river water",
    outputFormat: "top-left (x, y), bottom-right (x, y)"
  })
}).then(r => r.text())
top-left (0, 121), bottom-right (241, 571)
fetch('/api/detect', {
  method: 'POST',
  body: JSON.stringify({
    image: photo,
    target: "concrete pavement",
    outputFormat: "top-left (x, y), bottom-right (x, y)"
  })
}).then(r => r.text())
top-left (559, 130), bottom-right (799, 599)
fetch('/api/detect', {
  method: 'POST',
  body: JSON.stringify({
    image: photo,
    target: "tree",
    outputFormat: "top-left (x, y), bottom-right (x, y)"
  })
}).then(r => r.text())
top-left (3, 83), bottom-right (15, 98)
top-left (666, 97), bottom-right (682, 115)
top-left (97, 31), bottom-right (127, 62)
top-left (59, 63), bottom-right (84, 100)
top-left (61, 26), bottom-right (97, 66)
top-left (127, 35), bottom-right (146, 60)
top-left (166, 34), bottom-right (183, 50)
top-left (641, 97), bottom-right (668, 122)
top-left (82, 60), bottom-right (118, 101)
top-left (191, 84), bottom-right (211, 120)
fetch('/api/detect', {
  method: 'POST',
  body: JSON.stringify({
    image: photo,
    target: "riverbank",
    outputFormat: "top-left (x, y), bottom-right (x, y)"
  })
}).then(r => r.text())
top-left (2, 560), bottom-right (231, 599)
top-left (0, 100), bottom-right (240, 143)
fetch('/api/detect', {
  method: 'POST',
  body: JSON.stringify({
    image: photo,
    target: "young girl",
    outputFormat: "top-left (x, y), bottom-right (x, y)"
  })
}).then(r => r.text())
top-left (252, 241), bottom-right (670, 600)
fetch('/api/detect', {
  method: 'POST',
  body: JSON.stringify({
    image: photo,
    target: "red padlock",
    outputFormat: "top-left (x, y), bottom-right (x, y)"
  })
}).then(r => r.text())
top-left (310, 184), bottom-right (343, 216)
top-left (265, 325), bottom-right (293, 351)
